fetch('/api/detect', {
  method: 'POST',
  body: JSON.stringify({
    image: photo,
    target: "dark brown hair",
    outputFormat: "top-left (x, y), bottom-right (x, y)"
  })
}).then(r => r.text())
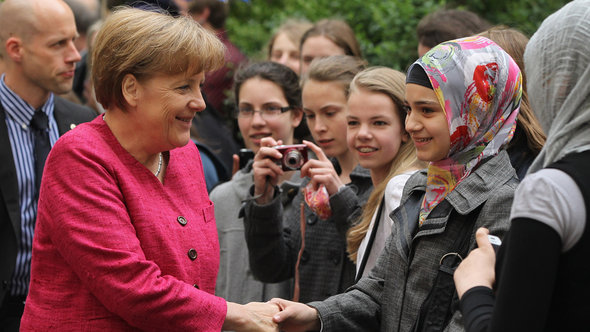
top-left (417, 9), bottom-right (491, 48)
top-left (188, 0), bottom-right (228, 29)
top-left (234, 61), bottom-right (302, 111)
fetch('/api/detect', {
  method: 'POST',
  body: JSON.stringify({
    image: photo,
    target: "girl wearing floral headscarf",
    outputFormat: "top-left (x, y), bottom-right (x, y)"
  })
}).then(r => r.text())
top-left (269, 36), bottom-right (522, 332)
top-left (405, 36), bottom-right (522, 227)
top-left (455, 1), bottom-right (590, 331)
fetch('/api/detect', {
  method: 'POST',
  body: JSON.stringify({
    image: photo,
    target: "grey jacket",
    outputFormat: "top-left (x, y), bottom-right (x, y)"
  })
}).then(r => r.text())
top-left (210, 163), bottom-right (301, 304)
top-left (243, 164), bottom-right (372, 303)
top-left (311, 151), bottom-right (518, 332)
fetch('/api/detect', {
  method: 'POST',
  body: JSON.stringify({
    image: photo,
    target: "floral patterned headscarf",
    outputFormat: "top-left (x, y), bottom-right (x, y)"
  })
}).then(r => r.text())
top-left (410, 36), bottom-right (522, 225)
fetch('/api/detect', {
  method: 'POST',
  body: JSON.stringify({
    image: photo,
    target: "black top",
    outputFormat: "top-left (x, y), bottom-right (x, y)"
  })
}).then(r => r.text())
top-left (460, 150), bottom-right (590, 332)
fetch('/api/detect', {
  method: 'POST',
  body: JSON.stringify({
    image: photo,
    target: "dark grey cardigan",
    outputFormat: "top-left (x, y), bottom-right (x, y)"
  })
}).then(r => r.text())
top-left (243, 164), bottom-right (372, 303)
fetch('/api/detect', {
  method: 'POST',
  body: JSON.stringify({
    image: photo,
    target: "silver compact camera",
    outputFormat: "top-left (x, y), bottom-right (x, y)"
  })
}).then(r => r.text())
top-left (273, 144), bottom-right (308, 171)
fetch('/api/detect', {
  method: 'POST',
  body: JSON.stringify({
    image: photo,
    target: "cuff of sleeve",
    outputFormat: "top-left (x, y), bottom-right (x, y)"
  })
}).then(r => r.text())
top-left (461, 286), bottom-right (494, 306)
top-left (329, 186), bottom-right (358, 219)
top-left (243, 184), bottom-right (283, 233)
top-left (460, 286), bottom-right (495, 330)
top-left (308, 301), bottom-right (331, 332)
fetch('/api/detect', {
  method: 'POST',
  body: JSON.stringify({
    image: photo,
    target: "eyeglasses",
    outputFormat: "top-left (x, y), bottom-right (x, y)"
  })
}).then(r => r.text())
top-left (235, 105), bottom-right (293, 119)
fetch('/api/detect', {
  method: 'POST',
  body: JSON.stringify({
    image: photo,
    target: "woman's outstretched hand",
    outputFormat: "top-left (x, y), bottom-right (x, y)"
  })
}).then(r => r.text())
top-left (223, 301), bottom-right (281, 332)
top-left (269, 298), bottom-right (321, 332)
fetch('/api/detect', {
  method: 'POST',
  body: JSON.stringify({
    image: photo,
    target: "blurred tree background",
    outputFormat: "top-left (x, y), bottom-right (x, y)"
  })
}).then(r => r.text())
top-left (226, 0), bottom-right (570, 71)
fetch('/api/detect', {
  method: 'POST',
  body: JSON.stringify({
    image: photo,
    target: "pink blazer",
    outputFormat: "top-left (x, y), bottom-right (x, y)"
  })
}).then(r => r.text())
top-left (21, 117), bottom-right (227, 331)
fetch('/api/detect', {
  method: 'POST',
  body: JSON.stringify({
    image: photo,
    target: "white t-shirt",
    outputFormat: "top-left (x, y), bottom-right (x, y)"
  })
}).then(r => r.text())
top-left (510, 168), bottom-right (586, 252)
top-left (356, 170), bottom-right (417, 278)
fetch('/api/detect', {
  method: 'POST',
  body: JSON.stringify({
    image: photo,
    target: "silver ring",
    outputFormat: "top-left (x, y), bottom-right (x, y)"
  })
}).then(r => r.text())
top-left (439, 252), bottom-right (463, 265)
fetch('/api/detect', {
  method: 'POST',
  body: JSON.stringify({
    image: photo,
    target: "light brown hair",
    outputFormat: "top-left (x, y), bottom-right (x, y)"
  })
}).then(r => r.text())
top-left (267, 19), bottom-right (313, 59)
top-left (301, 55), bottom-right (367, 96)
top-left (479, 26), bottom-right (546, 154)
top-left (346, 67), bottom-right (425, 262)
top-left (300, 19), bottom-right (362, 58)
top-left (92, 7), bottom-right (225, 111)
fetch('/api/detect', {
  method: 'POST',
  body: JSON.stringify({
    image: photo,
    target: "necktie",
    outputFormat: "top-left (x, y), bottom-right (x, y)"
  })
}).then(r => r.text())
top-left (30, 111), bottom-right (50, 197)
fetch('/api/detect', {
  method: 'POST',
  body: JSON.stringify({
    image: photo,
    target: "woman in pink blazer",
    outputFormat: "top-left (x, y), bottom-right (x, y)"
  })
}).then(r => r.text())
top-left (20, 8), bottom-right (278, 332)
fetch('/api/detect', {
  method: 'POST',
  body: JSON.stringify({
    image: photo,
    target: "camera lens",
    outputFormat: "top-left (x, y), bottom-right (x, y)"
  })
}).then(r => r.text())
top-left (284, 150), bottom-right (303, 169)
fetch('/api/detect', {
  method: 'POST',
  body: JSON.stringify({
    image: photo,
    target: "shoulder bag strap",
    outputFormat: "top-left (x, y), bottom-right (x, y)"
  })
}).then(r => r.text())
top-left (413, 204), bottom-right (483, 332)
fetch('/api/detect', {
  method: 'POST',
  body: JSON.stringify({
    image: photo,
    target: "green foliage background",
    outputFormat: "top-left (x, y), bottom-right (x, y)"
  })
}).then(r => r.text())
top-left (226, 0), bottom-right (570, 71)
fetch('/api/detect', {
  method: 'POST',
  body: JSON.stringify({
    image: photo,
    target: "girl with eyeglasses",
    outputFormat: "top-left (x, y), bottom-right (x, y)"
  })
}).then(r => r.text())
top-left (242, 55), bottom-right (373, 303)
top-left (210, 61), bottom-right (304, 306)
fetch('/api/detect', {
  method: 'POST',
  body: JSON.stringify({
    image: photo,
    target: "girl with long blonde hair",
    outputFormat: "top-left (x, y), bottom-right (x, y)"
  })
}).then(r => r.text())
top-left (345, 67), bottom-right (425, 278)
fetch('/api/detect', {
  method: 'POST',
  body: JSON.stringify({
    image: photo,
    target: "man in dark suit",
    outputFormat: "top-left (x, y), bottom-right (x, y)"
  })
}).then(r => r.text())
top-left (0, 0), bottom-right (96, 329)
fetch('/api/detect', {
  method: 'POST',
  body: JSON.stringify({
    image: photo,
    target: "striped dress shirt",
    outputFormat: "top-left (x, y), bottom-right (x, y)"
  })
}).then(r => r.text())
top-left (0, 75), bottom-right (58, 296)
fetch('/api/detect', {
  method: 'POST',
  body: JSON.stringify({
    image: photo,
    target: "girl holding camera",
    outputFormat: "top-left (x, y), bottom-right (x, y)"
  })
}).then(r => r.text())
top-left (243, 56), bottom-right (372, 303)
top-left (210, 61), bottom-right (304, 305)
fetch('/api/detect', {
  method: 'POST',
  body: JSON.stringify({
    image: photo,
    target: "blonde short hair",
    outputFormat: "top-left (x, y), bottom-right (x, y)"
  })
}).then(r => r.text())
top-left (92, 7), bottom-right (225, 110)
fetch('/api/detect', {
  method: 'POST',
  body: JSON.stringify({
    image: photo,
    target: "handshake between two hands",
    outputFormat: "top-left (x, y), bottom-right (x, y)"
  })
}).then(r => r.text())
top-left (225, 298), bottom-right (320, 332)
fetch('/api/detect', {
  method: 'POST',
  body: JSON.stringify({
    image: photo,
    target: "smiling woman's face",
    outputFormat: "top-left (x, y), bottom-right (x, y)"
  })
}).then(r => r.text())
top-left (132, 71), bottom-right (207, 150)
top-left (347, 87), bottom-right (406, 182)
top-left (404, 83), bottom-right (450, 162)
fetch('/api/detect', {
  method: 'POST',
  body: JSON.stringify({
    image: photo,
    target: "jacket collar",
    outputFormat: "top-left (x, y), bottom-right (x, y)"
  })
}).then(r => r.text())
top-left (403, 150), bottom-right (516, 216)
top-left (391, 150), bottom-right (517, 258)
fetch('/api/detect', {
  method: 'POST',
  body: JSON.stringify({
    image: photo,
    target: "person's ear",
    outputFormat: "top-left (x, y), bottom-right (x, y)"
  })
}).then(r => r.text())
top-left (5, 37), bottom-right (23, 62)
top-left (201, 7), bottom-right (211, 23)
top-left (291, 108), bottom-right (304, 128)
top-left (191, 7), bottom-right (210, 26)
top-left (121, 74), bottom-right (139, 108)
top-left (401, 130), bottom-right (410, 143)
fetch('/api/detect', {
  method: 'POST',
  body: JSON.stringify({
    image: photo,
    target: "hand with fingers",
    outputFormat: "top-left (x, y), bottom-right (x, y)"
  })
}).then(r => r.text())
top-left (224, 301), bottom-right (282, 332)
top-left (252, 137), bottom-right (285, 204)
top-left (269, 298), bottom-right (321, 332)
top-left (300, 140), bottom-right (344, 196)
top-left (454, 227), bottom-right (497, 299)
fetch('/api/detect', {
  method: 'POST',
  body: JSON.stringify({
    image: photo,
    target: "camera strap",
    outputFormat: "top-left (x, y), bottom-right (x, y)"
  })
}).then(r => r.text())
top-left (292, 201), bottom-right (306, 302)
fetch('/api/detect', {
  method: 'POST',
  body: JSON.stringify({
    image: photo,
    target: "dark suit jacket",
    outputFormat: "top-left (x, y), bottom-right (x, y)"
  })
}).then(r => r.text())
top-left (0, 96), bottom-right (96, 303)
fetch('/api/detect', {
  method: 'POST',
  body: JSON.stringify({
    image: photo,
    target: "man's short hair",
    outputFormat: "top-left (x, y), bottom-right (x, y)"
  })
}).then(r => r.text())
top-left (188, 0), bottom-right (228, 30)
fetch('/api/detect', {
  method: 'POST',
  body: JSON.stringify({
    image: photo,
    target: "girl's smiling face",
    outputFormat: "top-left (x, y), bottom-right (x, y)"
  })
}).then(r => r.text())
top-left (404, 83), bottom-right (450, 162)
top-left (237, 77), bottom-right (302, 153)
top-left (346, 87), bottom-right (407, 183)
